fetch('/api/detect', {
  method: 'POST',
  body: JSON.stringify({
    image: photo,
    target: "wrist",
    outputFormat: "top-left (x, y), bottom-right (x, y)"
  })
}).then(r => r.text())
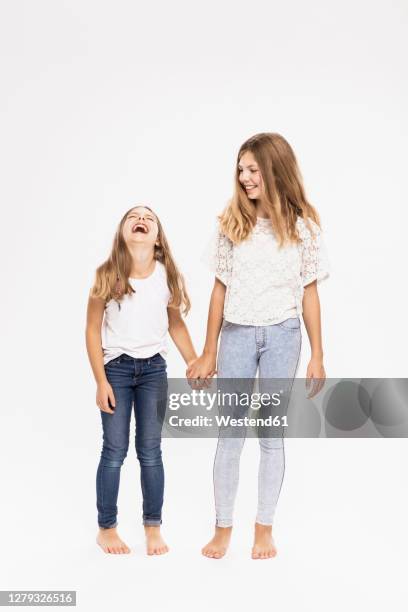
top-left (203, 347), bottom-right (217, 357)
top-left (311, 351), bottom-right (324, 360)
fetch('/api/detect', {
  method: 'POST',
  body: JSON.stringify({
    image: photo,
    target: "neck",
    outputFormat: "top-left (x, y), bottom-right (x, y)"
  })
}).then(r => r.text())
top-left (127, 244), bottom-right (156, 278)
top-left (255, 201), bottom-right (269, 219)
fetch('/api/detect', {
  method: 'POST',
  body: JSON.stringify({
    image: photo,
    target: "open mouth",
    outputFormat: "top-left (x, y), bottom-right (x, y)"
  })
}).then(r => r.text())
top-left (132, 223), bottom-right (149, 234)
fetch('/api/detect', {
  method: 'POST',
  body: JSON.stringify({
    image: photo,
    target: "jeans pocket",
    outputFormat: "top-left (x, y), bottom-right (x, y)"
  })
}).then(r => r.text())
top-left (149, 353), bottom-right (167, 367)
top-left (105, 355), bottom-right (122, 367)
top-left (222, 319), bottom-right (234, 330)
top-left (277, 317), bottom-right (301, 331)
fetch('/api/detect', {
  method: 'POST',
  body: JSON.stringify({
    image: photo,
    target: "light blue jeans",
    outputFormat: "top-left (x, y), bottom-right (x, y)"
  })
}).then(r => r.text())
top-left (214, 317), bottom-right (302, 527)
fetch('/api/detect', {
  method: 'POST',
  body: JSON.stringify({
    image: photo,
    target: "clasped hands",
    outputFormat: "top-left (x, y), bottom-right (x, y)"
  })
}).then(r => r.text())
top-left (186, 352), bottom-right (217, 389)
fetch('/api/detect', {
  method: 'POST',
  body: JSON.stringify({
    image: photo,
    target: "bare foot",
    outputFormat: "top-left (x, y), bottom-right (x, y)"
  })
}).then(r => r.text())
top-left (144, 525), bottom-right (169, 555)
top-left (251, 523), bottom-right (277, 559)
top-left (96, 527), bottom-right (131, 554)
top-left (202, 526), bottom-right (232, 559)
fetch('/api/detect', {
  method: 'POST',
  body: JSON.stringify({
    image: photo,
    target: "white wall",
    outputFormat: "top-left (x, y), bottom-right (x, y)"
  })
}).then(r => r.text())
top-left (1, 1), bottom-right (407, 610)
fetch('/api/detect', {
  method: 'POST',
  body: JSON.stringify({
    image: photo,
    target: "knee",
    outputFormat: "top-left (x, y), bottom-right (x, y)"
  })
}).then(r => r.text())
top-left (136, 440), bottom-right (162, 467)
top-left (101, 445), bottom-right (128, 467)
top-left (259, 437), bottom-right (283, 452)
top-left (217, 437), bottom-right (245, 457)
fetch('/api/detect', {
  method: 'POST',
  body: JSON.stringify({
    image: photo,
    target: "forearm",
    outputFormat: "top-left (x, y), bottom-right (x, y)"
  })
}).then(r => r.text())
top-left (203, 281), bottom-right (225, 356)
top-left (302, 282), bottom-right (324, 359)
top-left (169, 320), bottom-right (197, 366)
top-left (86, 328), bottom-right (107, 384)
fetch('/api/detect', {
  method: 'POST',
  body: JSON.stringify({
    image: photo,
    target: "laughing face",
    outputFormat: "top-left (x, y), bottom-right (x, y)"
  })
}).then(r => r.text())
top-left (238, 150), bottom-right (264, 200)
top-left (122, 206), bottom-right (159, 247)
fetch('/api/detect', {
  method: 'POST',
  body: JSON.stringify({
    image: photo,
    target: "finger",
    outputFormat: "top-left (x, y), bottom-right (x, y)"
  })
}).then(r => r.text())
top-left (306, 376), bottom-right (315, 398)
top-left (310, 377), bottom-right (320, 398)
top-left (102, 406), bottom-right (115, 414)
top-left (317, 376), bottom-right (326, 395)
top-left (314, 378), bottom-right (323, 396)
top-left (108, 388), bottom-right (116, 408)
top-left (101, 397), bottom-right (115, 414)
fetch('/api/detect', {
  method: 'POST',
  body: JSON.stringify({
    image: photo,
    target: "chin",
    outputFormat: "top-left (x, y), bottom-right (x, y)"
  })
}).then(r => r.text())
top-left (129, 235), bottom-right (148, 243)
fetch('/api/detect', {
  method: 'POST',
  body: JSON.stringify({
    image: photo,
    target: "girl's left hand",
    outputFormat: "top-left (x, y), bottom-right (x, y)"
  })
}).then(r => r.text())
top-left (305, 357), bottom-right (326, 398)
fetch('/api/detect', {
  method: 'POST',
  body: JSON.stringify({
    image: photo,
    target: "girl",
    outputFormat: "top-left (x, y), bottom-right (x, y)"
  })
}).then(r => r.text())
top-left (86, 205), bottom-right (197, 555)
top-left (187, 132), bottom-right (330, 559)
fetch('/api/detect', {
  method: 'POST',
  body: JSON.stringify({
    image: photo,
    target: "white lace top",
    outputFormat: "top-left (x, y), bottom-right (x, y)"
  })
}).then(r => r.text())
top-left (203, 216), bottom-right (330, 326)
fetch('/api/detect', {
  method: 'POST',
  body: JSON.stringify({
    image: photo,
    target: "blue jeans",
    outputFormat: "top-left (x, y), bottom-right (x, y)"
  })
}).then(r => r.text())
top-left (96, 353), bottom-right (167, 528)
top-left (214, 317), bottom-right (302, 526)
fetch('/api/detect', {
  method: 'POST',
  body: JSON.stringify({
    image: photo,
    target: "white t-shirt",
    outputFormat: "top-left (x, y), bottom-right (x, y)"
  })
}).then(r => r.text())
top-left (102, 260), bottom-right (171, 364)
top-left (203, 216), bottom-right (330, 326)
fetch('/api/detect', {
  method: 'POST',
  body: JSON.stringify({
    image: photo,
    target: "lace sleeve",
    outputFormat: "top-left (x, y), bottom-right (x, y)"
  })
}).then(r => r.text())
top-left (201, 221), bottom-right (233, 286)
top-left (298, 217), bottom-right (330, 287)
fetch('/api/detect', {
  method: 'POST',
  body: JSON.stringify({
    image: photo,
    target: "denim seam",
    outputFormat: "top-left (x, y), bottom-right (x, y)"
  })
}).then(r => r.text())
top-left (272, 329), bottom-right (302, 519)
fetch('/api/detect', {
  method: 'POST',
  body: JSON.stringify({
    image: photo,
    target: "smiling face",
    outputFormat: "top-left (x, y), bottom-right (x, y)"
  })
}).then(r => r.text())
top-left (238, 150), bottom-right (264, 200)
top-left (122, 206), bottom-right (159, 247)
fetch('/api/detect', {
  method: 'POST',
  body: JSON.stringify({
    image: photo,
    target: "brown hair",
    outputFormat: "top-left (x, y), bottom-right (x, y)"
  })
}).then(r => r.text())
top-left (90, 205), bottom-right (191, 314)
top-left (219, 132), bottom-right (321, 247)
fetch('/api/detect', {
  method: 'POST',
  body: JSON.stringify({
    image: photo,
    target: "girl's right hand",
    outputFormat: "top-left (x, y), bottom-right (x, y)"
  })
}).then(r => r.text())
top-left (96, 381), bottom-right (116, 414)
top-left (186, 353), bottom-right (217, 380)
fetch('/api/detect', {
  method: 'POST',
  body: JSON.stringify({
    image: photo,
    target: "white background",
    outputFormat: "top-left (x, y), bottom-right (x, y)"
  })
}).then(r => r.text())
top-left (1, 1), bottom-right (407, 610)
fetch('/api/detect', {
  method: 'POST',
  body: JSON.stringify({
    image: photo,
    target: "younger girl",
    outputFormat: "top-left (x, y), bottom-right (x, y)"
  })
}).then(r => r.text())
top-left (188, 132), bottom-right (330, 559)
top-left (86, 205), bottom-right (197, 555)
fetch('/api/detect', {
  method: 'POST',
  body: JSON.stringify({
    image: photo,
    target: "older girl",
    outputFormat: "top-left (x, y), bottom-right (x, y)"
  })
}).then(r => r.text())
top-left (188, 133), bottom-right (330, 559)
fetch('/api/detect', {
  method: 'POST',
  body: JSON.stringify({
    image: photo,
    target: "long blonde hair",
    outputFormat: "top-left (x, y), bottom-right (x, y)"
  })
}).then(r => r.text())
top-left (90, 205), bottom-right (191, 314)
top-left (220, 132), bottom-right (321, 247)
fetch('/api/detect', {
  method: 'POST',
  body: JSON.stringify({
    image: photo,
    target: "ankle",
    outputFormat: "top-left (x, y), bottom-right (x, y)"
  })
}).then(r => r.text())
top-left (99, 526), bottom-right (116, 532)
top-left (215, 526), bottom-right (232, 535)
top-left (144, 525), bottom-right (161, 533)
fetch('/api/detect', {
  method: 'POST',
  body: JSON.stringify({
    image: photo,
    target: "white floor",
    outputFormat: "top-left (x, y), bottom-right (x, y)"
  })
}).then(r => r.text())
top-left (3, 439), bottom-right (407, 611)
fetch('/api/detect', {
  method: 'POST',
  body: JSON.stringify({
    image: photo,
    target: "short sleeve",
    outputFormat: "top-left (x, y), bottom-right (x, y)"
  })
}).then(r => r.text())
top-left (297, 217), bottom-right (330, 287)
top-left (201, 220), bottom-right (234, 286)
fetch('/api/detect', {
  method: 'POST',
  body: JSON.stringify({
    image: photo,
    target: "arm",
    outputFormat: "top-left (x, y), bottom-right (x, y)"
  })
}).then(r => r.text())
top-left (85, 295), bottom-right (116, 414)
top-left (168, 305), bottom-right (198, 367)
top-left (302, 280), bottom-right (326, 396)
top-left (186, 278), bottom-right (226, 379)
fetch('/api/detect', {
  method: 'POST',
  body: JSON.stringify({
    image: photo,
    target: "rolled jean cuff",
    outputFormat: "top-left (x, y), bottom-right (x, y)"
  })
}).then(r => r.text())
top-left (255, 519), bottom-right (274, 526)
top-left (255, 514), bottom-right (274, 526)
top-left (216, 519), bottom-right (233, 528)
top-left (143, 518), bottom-right (162, 526)
top-left (99, 521), bottom-right (118, 529)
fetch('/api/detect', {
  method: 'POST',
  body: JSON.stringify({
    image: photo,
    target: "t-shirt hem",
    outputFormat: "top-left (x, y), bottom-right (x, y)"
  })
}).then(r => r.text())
top-left (223, 310), bottom-right (300, 327)
top-left (103, 347), bottom-right (168, 364)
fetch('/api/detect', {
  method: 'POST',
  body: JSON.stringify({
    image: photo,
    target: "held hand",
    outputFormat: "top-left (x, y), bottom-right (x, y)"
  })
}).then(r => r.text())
top-left (305, 357), bottom-right (326, 398)
top-left (187, 353), bottom-right (217, 379)
top-left (96, 381), bottom-right (116, 414)
top-left (186, 354), bottom-right (217, 389)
